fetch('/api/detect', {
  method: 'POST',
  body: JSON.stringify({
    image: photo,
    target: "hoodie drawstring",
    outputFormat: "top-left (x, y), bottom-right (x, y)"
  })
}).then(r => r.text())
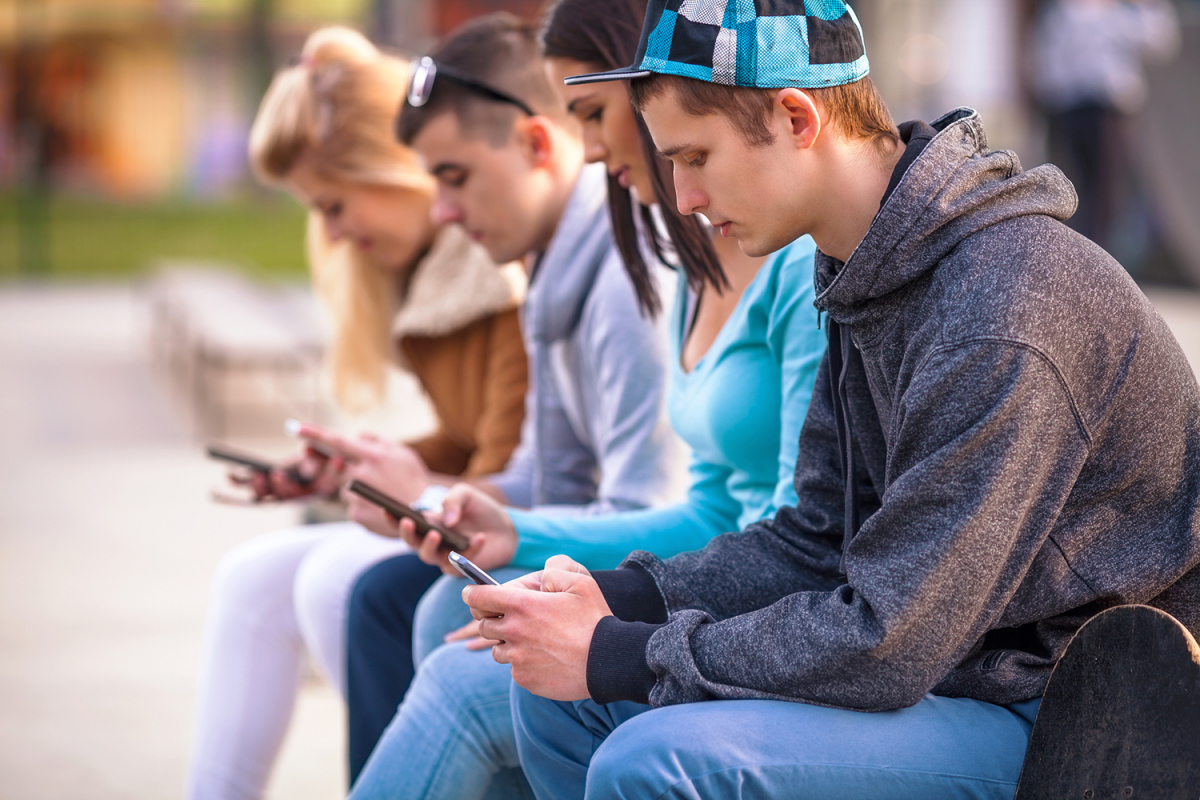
top-left (827, 319), bottom-right (861, 574)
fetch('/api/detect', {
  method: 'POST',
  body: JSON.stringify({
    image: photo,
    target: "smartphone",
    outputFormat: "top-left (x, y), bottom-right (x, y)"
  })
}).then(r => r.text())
top-left (347, 479), bottom-right (471, 552)
top-left (207, 443), bottom-right (280, 474)
top-left (448, 551), bottom-right (500, 586)
top-left (206, 444), bottom-right (311, 486)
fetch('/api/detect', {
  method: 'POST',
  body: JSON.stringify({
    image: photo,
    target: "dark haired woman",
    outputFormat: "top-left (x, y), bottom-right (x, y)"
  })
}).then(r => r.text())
top-left (343, 1), bottom-right (826, 796)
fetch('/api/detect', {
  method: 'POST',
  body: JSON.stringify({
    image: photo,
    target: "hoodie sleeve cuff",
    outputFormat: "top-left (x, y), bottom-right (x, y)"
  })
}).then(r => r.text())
top-left (592, 565), bottom-right (668, 624)
top-left (586, 615), bottom-right (661, 705)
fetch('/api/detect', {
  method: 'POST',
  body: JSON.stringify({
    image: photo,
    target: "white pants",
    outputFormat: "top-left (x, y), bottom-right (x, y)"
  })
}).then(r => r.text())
top-left (184, 522), bottom-right (410, 800)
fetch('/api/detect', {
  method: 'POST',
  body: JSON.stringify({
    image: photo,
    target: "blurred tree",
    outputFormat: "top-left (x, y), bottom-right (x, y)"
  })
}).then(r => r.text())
top-left (248, 0), bottom-right (275, 103)
top-left (13, 0), bottom-right (50, 276)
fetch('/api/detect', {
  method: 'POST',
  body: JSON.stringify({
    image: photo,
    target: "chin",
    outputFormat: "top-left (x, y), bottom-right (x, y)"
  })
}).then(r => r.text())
top-left (484, 240), bottom-right (522, 265)
top-left (735, 236), bottom-right (772, 259)
top-left (740, 227), bottom-right (801, 258)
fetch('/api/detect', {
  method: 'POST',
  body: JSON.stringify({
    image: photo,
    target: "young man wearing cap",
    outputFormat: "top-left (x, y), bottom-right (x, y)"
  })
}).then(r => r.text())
top-left (463, 1), bottom-right (1200, 796)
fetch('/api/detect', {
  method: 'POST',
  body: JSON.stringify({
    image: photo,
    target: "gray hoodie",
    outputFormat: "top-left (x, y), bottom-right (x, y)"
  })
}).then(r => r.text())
top-left (489, 163), bottom-right (683, 514)
top-left (587, 109), bottom-right (1200, 711)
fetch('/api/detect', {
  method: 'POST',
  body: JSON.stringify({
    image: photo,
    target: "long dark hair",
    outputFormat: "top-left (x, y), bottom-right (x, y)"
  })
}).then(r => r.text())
top-left (539, 0), bottom-right (728, 317)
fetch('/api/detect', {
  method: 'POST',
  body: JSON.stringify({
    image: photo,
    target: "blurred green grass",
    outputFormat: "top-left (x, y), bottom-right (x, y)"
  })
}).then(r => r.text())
top-left (0, 192), bottom-right (309, 281)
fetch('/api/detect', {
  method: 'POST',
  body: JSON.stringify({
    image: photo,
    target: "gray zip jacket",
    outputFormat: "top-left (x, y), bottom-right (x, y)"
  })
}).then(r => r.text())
top-left (587, 109), bottom-right (1200, 710)
top-left (490, 163), bottom-right (683, 514)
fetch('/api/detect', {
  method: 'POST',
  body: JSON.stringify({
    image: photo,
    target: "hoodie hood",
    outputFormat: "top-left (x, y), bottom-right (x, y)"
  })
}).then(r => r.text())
top-left (525, 163), bottom-right (612, 343)
top-left (814, 108), bottom-right (1078, 325)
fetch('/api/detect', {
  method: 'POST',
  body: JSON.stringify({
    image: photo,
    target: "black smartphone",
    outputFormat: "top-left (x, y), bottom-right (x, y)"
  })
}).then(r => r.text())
top-left (347, 479), bottom-right (471, 552)
top-left (448, 551), bottom-right (501, 586)
top-left (206, 444), bottom-right (311, 486)
top-left (207, 444), bottom-right (278, 473)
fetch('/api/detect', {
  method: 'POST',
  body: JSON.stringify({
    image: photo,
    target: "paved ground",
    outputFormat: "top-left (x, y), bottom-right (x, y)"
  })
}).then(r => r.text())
top-left (0, 285), bottom-right (435, 800)
top-left (0, 281), bottom-right (1197, 800)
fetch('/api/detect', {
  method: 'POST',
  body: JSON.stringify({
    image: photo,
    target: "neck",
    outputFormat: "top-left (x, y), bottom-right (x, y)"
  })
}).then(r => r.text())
top-left (809, 136), bottom-right (905, 264)
top-left (529, 137), bottom-right (585, 257)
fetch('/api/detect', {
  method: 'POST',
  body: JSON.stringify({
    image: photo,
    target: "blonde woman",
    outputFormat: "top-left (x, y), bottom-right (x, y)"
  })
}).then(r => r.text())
top-left (184, 28), bottom-right (527, 800)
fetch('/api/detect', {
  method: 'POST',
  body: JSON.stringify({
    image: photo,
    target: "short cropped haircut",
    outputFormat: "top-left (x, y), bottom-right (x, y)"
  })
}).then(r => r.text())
top-left (397, 13), bottom-right (565, 148)
top-left (629, 74), bottom-right (900, 157)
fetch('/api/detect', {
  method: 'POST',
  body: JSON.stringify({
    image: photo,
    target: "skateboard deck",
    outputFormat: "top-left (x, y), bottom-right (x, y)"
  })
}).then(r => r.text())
top-left (1015, 605), bottom-right (1200, 799)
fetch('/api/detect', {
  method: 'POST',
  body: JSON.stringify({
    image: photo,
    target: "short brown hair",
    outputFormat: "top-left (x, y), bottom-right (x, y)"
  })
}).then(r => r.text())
top-left (629, 73), bottom-right (899, 157)
top-left (397, 13), bottom-right (565, 148)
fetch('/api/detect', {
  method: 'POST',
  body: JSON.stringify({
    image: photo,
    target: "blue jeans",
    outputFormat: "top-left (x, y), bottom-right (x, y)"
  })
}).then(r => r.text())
top-left (512, 686), bottom-right (1041, 800)
top-left (345, 553), bottom-right (443, 783)
top-left (349, 570), bottom-right (535, 800)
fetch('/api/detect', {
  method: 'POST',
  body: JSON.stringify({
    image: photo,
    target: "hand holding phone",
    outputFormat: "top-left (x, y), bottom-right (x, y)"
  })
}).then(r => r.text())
top-left (347, 479), bottom-right (471, 552)
top-left (284, 418), bottom-right (340, 459)
top-left (206, 443), bottom-right (312, 487)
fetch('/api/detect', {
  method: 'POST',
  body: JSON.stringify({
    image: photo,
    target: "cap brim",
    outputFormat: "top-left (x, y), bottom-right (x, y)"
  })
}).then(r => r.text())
top-left (564, 66), bottom-right (653, 86)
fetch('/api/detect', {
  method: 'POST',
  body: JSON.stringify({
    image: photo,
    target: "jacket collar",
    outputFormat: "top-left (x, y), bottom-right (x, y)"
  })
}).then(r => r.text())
top-left (391, 224), bottom-right (525, 341)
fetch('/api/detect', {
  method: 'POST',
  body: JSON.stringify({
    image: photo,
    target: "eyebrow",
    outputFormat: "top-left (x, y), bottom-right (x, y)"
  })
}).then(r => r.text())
top-left (657, 142), bottom-right (700, 158)
top-left (566, 94), bottom-right (598, 115)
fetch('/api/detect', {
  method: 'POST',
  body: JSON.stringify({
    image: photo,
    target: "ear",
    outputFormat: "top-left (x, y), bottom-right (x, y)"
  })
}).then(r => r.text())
top-left (516, 116), bottom-right (556, 169)
top-left (775, 89), bottom-right (821, 150)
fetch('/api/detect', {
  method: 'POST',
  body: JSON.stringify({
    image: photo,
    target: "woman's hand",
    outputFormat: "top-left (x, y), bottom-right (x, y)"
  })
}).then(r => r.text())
top-left (233, 446), bottom-right (346, 502)
top-left (289, 424), bottom-right (431, 537)
top-left (443, 618), bottom-right (495, 651)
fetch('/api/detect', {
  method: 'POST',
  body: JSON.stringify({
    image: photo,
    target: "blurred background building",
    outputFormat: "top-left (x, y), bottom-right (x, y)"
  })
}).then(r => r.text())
top-left (1, 0), bottom-right (1197, 283)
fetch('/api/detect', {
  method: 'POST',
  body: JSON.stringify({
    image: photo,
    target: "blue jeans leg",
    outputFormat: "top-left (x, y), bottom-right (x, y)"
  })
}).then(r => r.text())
top-left (349, 642), bottom-right (534, 800)
top-left (513, 687), bottom-right (1041, 800)
top-left (350, 568), bottom-right (533, 800)
top-left (345, 553), bottom-right (443, 784)
top-left (511, 686), bottom-right (651, 800)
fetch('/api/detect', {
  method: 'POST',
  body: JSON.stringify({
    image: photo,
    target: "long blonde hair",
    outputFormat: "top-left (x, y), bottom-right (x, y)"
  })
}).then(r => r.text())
top-left (249, 27), bottom-right (434, 412)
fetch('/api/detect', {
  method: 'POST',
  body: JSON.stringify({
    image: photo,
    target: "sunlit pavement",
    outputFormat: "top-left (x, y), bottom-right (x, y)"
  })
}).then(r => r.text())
top-left (0, 282), bottom-right (1197, 800)
top-left (0, 284), bottom-right (436, 800)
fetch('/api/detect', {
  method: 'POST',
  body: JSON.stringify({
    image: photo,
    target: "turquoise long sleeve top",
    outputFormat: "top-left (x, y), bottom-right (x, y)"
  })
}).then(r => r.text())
top-left (505, 235), bottom-right (826, 571)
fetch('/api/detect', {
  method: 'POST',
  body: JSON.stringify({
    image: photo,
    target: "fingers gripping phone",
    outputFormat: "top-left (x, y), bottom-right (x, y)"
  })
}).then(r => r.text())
top-left (448, 551), bottom-right (501, 586)
top-left (206, 444), bottom-right (312, 486)
top-left (283, 418), bottom-right (339, 459)
top-left (347, 479), bottom-right (471, 552)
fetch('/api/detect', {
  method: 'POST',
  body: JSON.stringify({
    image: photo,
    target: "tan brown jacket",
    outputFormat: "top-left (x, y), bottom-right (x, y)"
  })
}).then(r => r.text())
top-left (392, 227), bottom-right (528, 478)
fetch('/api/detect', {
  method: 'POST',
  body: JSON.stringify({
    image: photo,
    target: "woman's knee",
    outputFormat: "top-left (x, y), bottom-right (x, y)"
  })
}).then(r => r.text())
top-left (294, 528), bottom-right (402, 622)
top-left (209, 529), bottom-right (319, 616)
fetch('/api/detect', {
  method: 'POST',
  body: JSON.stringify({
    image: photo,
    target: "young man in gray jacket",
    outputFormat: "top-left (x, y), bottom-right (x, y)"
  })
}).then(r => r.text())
top-left (462, 1), bottom-right (1200, 796)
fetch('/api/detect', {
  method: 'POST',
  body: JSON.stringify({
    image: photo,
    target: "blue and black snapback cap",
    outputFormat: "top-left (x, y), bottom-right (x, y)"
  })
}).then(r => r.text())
top-left (565, 0), bottom-right (868, 89)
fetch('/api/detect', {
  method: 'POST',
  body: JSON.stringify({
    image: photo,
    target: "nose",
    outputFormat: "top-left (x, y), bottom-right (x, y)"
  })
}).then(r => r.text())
top-left (431, 190), bottom-right (463, 226)
top-left (674, 174), bottom-right (706, 217)
top-left (323, 215), bottom-right (348, 242)
top-left (581, 130), bottom-right (606, 166)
